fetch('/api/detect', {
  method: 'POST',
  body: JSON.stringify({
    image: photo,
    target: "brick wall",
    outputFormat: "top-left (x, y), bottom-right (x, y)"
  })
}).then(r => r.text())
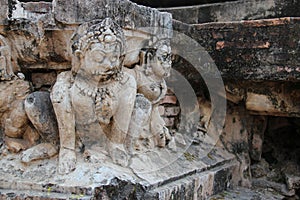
top-left (159, 89), bottom-right (181, 130)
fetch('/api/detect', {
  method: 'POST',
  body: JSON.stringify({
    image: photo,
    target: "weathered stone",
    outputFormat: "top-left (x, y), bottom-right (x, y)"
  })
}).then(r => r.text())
top-left (131, 0), bottom-right (237, 8)
top-left (173, 17), bottom-right (300, 81)
top-left (31, 72), bottom-right (57, 89)
top-left (21, 142), bottom-right (58, 163)
top-left (2, 0), bottom-right (300, 199)
top-left (23, 125), bottom-right (40, 146)
top-left (209, 186), bottom-right (284, 200)
top-left (3, 100), bottom-right (28, 139)
top-left (24, 91), bottom-right (58, 144)
top-left (164, 106), bottom-right (180, 116)
top-left (22, 2), bottom-right (52, 14)
top-left (158, 105), bottom-right (165, 115)
top-left (285, 174), bottom-right (300, 191)
top-left (0, 34), bottom-right (17, 81)
top-left (0, 0), bottom-right (8, 25)
top-left (54, 0), bottom-right (172, 33)
top-left (161, 0), bottom-right (300, 24)
top-left (51, 18), bottom-right (139, 173)
top-left (0, 143), bottom-right (238, 199)
top-left (220, 104), bottom-right (251, 187)
top-left (5, 137), bottom-right (29, 153)
top-left (251, 159), bottom-right (270, 178)
top-left (248, 116), bottom-right (267, 161)
top-left (246, 88), bottom-right (300, 117)
top-left (252, 178), bottom-right (295, 197)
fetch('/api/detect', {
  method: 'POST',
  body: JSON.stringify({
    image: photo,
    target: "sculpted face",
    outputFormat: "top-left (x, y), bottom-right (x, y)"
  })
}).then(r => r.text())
top-left (81, 42), bottom-right (122, 81)
top-left (153, 43), bottom-right (172, 78)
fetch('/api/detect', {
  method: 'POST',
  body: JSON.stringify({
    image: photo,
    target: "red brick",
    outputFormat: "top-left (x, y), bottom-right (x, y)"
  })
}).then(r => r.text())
top-left (166, 88), bottom-right (175, 95)
top-left (164, 106), bottom-right (180, 116)
top-left (216, 41), bottom-right (225, 50)
top-left (160, 95), bottom-right (177, 105)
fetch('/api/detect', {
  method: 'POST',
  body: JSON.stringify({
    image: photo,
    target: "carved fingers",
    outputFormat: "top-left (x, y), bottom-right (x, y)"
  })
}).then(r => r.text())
top-left (58, 148), bottom-right (76, 174)
top-left (21, 143), bottom-right (58, 163)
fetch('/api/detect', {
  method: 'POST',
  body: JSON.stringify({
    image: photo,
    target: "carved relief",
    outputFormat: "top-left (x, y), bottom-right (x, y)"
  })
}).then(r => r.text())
top-left (0, 35), bottom-right (16, 81)
top-left (51, 18), bottom-right (137, 174)
top-left (0, 34), bottom-right (59, 162)
top-left (1, 17), bottom-right (174, 175)
top-left (125, 39), bottom-right (173, 153)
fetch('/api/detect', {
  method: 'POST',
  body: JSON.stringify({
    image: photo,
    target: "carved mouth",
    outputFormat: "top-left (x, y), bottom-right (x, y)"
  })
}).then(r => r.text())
top-left (92, 70), bottom-right (115, 76)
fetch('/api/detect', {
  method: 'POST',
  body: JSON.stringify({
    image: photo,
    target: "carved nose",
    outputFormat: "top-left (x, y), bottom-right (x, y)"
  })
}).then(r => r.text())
top-left (101, 59), bottom-right (113, 69)
top-left (101, 64), bottom-right (113, 70)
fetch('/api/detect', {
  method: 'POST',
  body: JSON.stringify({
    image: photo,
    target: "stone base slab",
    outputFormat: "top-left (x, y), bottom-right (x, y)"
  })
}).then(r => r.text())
top-left (0, 145), bottom-right (238, 199)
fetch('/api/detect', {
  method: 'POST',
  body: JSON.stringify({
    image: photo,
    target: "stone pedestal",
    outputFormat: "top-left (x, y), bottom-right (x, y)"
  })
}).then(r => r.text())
top-left (0, 143), bottom-right (237, 199)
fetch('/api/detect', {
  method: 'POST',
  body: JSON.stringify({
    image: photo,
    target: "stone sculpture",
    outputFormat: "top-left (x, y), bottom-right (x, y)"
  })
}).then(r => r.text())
top-left (51, 18), bottom-right (137, 174)
top-left (125, 39), bottom-right (173, 153)
top-left (1, 16), bottom-right (174, 175)
top-left (0, 34), bottom-right (58, 162)
top-left (0, 34), bottom-right (33, 153)
top-left (50, 17), bottom-right (175, 174)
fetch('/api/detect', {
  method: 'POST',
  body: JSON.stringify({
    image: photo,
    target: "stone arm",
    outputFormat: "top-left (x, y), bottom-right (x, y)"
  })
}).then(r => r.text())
top-left (152, 79), bottom-right (167, 105)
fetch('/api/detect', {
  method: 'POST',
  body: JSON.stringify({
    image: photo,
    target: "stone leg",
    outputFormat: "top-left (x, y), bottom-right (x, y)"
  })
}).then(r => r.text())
top-left (21, 91), bottom-right (59, 163)
top-left (108, 75), bottom-right (136, 144)
top-left (108, 73), bottom-right (136, 166)
top-left (126, 94), bottom-right (153, 154)
top-left (4, 99), bottom-right (36, 153)
top-left (150, 104), bottom-right (172, 148)
top-left (51, 71), bottom-right (76, 174)
top-left (4, 100), bottom-right (28, 139)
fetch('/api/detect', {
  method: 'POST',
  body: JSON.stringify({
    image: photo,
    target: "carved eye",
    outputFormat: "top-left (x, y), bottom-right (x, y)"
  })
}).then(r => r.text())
top-left (161, 53), bottom-right (169, 60)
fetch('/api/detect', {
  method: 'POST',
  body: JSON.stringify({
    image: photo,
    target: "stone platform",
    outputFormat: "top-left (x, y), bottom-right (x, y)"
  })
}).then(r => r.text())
top-left (0, 142), bottom-right (238, 199)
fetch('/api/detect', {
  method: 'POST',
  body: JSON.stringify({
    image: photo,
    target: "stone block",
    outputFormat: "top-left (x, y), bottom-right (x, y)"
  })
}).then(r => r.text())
top-left (31, 72), bottom-right (57, 89)
top-left (22, 2), bottom-right (52, 14)
top-left (164, 117), bottom-right (175, 127)
top-left (53, 0), bottom-right (172, 38)
top-left (0, 142), bottom-right (238, 199)
top-left (173, 17), bottom-right (300, 81)
top-left (161, 0), bottom-right (300, 24)
top-left (285, 174), bottom-right (300, 190)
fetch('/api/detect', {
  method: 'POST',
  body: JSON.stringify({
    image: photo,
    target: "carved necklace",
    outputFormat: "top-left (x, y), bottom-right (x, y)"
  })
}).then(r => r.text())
top-left (74, 76), bottom-right (122, 125)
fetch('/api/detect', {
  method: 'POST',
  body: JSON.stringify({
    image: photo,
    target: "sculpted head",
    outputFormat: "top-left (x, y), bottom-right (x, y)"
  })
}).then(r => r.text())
top-left (72, 18), bottom-right (126, 81)
top-left (145, 39), bottom-right (172, 78)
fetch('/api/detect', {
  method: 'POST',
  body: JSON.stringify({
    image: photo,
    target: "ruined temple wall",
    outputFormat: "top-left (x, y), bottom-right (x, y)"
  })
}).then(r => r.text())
top-left (161, 0), bottom-right (300, 24)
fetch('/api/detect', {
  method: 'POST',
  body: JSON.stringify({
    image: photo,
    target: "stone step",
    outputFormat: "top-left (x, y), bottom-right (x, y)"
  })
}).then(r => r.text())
top-left (146, 160), bottom-right (239, 200)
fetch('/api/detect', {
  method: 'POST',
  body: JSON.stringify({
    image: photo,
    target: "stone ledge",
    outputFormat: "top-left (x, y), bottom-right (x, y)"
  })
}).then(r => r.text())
top-left (172, 17), bottom-right (300, 81)
top-left (161, 0), bottom-right (300, 24)
top-left (0, 144), bottom-right (238, 199)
